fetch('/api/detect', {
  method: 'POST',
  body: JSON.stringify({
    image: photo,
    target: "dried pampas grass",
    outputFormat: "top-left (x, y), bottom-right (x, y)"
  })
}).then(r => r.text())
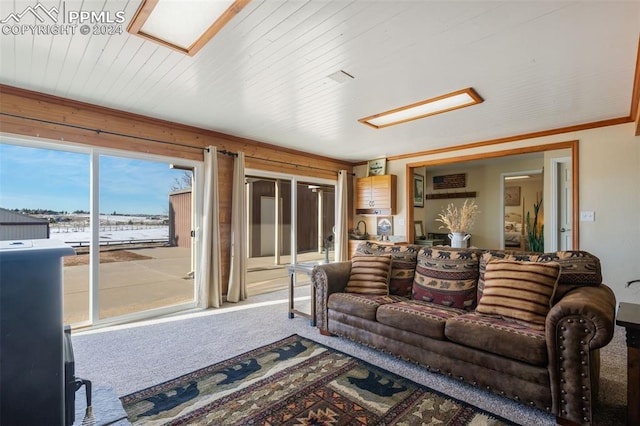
top-left (435, 199), bottom-right (479, 233)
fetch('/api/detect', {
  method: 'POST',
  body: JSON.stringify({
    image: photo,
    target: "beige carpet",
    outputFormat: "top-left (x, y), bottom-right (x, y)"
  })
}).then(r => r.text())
top-left (73, 287), bottom-right (627, 425)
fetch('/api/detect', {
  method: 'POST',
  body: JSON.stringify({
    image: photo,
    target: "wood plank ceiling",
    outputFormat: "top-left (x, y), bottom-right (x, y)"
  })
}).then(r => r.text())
top-left (1, 1), bottom-right (638, 162)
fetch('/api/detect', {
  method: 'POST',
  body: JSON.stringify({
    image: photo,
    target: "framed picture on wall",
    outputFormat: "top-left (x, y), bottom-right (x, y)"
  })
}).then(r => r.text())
top-left (367, 158), bottom-right (386, 176)
top-left (505, 186), bottom-right (521, 206)
top-left (377, 216), bottom-right (393, 236)
top-left (413, 174), bottom-right (424, 207)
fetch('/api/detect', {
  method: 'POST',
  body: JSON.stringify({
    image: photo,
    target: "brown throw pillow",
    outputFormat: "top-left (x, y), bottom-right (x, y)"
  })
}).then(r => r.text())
top-left (476, 259), bottom-right (560, 330)
top-left (345, 255), bottom-right (392, 295)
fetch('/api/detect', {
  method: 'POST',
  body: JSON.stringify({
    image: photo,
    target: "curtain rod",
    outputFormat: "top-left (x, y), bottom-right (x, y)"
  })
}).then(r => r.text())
top-left (1, 112), bottom-right (202, 151)
top-left (2, 112), bottom-right (348, 174)
top-left (214, 147), bottom-right (349, 174)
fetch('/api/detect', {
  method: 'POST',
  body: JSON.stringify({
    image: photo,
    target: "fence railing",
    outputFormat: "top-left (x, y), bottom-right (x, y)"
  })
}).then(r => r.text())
top-left (50, 225), bottom-right (167, 233)
top-left (65, 239), bottom-right (169, 248)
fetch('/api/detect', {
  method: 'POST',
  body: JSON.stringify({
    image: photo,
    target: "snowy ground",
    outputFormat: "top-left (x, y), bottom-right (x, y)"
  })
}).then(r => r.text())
top-left (47, 214), bottom-right (169, 246)
top-left (49, 226), bottom-right (169, 246)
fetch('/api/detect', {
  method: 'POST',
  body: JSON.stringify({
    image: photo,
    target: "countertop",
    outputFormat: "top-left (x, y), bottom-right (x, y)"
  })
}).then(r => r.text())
top-left (349, 238), bottom-right (408, 245)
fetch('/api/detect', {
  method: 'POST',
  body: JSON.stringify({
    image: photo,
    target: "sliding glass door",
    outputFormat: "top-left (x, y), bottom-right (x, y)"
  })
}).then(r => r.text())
top-left (245, 172), bottom-right (336, 296)
top-left (0, 143), bottom-right (92, 325)
top-left (0, 138), bottom-right (199, 327)
top-left (295, 180), bottom-right (335, 264)
top-left (97, 155), bottom-right (196, 320)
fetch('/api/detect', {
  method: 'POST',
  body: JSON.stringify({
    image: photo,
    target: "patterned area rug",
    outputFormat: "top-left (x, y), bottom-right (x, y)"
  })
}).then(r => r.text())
top-left (121, 335), bottom-right (515, 425)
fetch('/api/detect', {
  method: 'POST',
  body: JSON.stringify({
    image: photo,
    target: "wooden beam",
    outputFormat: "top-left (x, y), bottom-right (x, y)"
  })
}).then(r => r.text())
top-left (0, 84), bottom-right (353, 180)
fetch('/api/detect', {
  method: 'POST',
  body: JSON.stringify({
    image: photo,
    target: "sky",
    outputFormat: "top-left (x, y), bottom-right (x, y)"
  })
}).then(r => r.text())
top-left (0, 143), bottom-right (190, 215)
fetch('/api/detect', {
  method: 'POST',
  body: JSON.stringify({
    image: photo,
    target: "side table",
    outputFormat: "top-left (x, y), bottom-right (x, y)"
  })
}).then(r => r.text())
top-left (616, 302), bottom-right (640, 426)
top-left (287, 261), bottom-right (328, 326)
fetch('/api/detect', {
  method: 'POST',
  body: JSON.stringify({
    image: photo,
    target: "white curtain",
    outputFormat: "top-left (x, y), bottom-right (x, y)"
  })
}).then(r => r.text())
top-left (335, 170), bottom-right (349, 261)
top-left (198, 146), bottom-right (223, 308)
top-left (227, 152), bottom-right (247, 303)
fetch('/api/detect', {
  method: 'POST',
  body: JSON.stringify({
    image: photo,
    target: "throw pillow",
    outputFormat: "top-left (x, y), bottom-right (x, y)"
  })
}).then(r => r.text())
top-left (412, 247), bottom-right (480, 310)
top-left (476, 259), bottom-right (560, 330)
top-left (355, 242), bottom-right (419, 297)
top-left (478, 250), bottom-right (602, 304)
top-left (345, 254), bottom-right (392, 295)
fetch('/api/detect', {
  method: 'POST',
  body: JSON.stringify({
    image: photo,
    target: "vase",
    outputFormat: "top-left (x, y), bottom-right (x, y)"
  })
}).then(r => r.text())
top-left (448, 232), bottom-right (471, 248)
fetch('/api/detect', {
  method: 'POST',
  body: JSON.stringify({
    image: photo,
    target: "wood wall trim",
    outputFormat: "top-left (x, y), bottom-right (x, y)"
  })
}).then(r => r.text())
top-left (0, 85), bottom-right (353, 179)
top-left (382, 117), bottom-right (629, 165)
top-left (632, 36), bottom-right (640, 136)
top-left (406, 140), bottom-right (576, 168)
top-left (405, 140), bottom-right (580, 250)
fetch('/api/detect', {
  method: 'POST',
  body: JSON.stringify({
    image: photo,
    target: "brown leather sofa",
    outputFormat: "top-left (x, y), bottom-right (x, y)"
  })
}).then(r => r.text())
top-left (312, 243), bottom-right (616, 426)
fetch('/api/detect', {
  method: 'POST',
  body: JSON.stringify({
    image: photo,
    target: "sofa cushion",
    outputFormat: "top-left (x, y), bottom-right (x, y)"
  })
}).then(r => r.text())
top-left (345, 254), bottom-right (392, 295)
top-left (412, 247), bottom-right (480, 310)
top-left (478, 250), bottom-right (602, 303)
top-left (376, 300), bottom-right (465, 340)
top-left (355, 242), bottom-right (419, 297)
top-left (327, 293), bottom-right (405, 321)
top-left (476, 259), bottom-right (560, 330)
top-left (445, 312), bottom-right (547, 366)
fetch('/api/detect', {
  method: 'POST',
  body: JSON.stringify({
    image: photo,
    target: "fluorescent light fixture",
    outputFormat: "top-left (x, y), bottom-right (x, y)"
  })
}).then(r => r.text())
top-left (359, 88), bottom-right (483, 129)
top-left (505, 175), bottom-right (531, 180)
top-left (128, 0), bottom-right (251, 56)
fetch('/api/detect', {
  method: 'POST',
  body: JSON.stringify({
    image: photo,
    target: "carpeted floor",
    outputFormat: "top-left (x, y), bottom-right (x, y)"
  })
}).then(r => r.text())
top-left (72, 286), bottom-right (627, 425)
top-left (120, 335), bottom-right (517, 425)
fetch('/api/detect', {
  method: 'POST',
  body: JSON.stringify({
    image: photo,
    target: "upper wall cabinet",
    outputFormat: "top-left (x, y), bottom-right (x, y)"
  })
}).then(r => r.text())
top-left (355, 174), bottom-right (397, 215)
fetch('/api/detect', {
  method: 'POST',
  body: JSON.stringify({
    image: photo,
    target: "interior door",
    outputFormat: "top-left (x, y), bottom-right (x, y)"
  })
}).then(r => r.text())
top-left (558, 161), bottom-right (572, 250)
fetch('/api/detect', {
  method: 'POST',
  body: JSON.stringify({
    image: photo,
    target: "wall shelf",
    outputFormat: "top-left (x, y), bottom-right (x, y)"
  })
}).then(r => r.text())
top-left (425, 191), bottom-right (476, 200)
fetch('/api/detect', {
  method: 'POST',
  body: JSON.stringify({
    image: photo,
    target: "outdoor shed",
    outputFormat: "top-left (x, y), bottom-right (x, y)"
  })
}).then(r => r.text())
top-left (0, 208), bottom-right (50, 241)
top-left (168, 190), bottom-right (192, 248)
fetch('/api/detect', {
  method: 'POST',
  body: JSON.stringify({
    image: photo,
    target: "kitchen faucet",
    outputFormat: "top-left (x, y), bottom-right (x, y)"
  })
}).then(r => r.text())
top-left (356, 220), bottom-right (367, 235)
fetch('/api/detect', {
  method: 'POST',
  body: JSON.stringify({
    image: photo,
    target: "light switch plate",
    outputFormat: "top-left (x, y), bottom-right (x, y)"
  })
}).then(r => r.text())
top-left (580, 211), bottom-right (595, 222)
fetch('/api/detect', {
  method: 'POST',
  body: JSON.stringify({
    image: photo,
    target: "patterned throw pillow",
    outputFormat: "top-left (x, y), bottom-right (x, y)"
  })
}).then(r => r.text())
top-left (478, 250), bottom-right (602, 303)
top-left (476, 259), bottom-right (560, 330)
top-left (355, 242), bottom-right (419, 297)
top-left (412, 247), bottom-right (480, 310)
top-left (345, 255), bottom-right (393, 295)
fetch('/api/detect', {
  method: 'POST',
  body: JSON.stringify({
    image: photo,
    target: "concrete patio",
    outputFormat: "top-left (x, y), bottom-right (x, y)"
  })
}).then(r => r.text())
top-left (63, 246), bottom-right (328, 325)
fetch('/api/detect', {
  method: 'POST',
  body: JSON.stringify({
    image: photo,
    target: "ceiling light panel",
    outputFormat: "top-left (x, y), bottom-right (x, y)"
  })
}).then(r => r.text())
top-left (360, 88), bottom-right (483, 129)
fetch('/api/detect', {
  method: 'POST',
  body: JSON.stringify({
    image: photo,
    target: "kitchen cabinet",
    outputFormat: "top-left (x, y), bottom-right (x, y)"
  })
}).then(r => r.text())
top-left (355, 174), bottom-right (396, 215)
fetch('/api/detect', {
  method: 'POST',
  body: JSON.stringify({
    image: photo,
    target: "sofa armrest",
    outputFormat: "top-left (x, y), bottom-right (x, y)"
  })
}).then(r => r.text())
top-left (546, 284), bottom-right (616, 425)
top-left (312, 261), bottom-right (352, 334)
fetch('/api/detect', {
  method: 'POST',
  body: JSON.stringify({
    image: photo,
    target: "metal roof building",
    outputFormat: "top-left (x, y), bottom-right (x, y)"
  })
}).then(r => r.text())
top-left (0, 208), bottom-right (50, 241)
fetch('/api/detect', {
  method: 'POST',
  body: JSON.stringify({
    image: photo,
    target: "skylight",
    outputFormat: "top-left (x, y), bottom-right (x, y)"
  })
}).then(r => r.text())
top-left (128, 0), bottom-right (251, 56)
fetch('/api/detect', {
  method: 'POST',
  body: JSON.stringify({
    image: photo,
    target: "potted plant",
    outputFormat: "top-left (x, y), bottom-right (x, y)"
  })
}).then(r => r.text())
top-left (526, 197), bottom-right (544, 252)
top-left (435, 199), bottom-right (479, 248)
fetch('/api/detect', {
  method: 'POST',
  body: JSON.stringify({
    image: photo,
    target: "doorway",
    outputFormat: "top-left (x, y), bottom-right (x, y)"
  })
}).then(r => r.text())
top-left (406, 140), bottom-right (579, 250)
top-left (551, 157), bottom-right (573, 251)
top-left (502, 171), bottom-right (543, 251)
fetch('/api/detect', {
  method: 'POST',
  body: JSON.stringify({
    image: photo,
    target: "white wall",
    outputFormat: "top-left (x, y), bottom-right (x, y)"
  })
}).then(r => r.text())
top-left (375, 123), bottom-right (639, 304)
